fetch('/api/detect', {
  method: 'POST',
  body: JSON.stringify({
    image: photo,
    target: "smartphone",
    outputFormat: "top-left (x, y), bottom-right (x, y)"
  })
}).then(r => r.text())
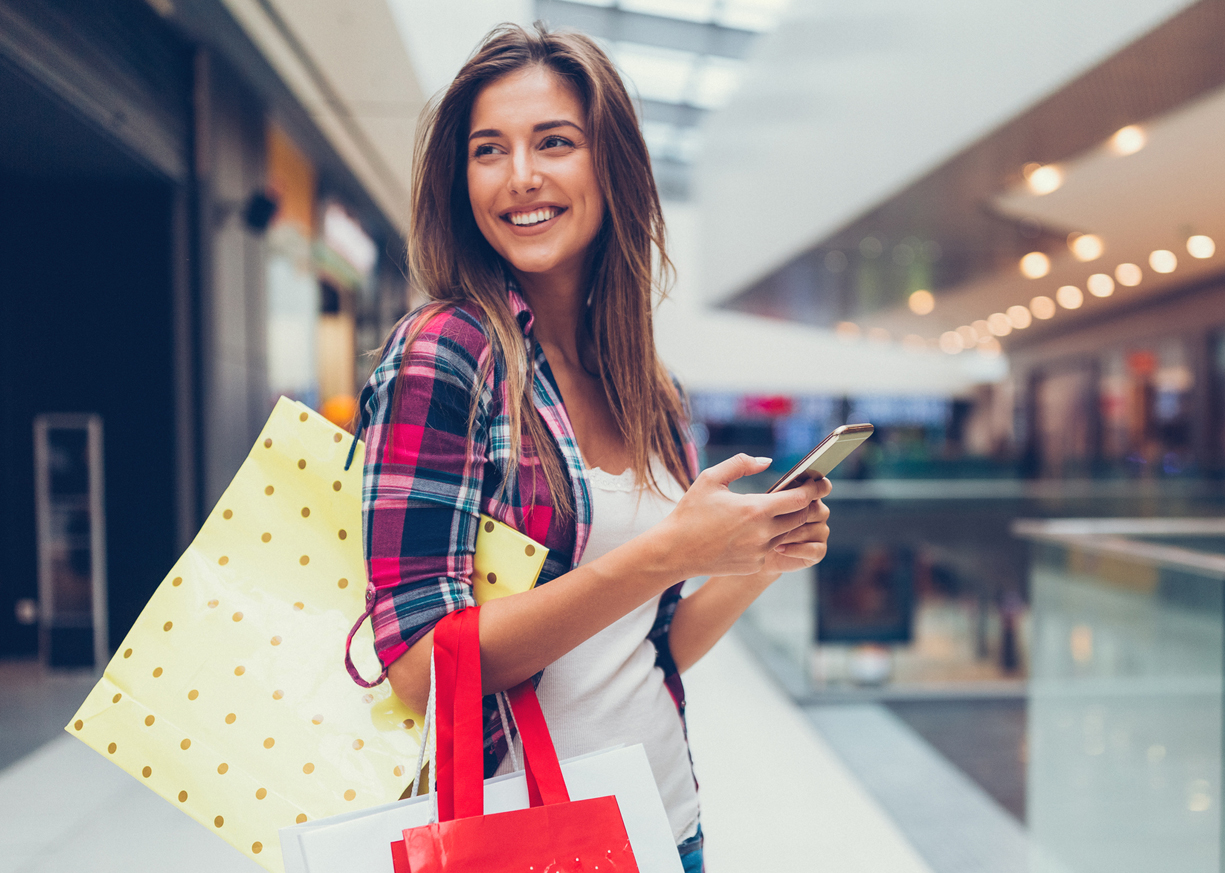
top-left (766, 423), bottom-right (874, 493)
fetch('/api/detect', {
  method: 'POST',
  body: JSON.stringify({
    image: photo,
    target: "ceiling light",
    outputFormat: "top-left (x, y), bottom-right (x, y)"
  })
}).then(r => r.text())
top-left (978, 337), bottom-right (1002, 357)
top-left (1006, 305), bottom-right (1033, 329)
top-left (902, 334), bottom-right (928, 351)
top-left (939, 331), bottom-right (963, 354)
top-left (1068, 233), bottom-right (1104, 262)
top-left (1187, 235), bottom-right (1216, 259)
top-left (1030, 295), bottom-right (1056, 319)
top-left (835, 321), bottom-right (861, 340)
top-left (987, 312), bottom-right (1013, 336)
top-left (1020, 251), bottom-right (1051, 279)
top-left (908, 289), bottom-right (935, 315)
top-left (1109, 125), bottom-right (1146, 156)
top-left (1024, 164), bottom-right (1063, 195)
top-left (867, 327), bottom-right (891, 343)
top-left (1087, 273), bottom-right (1115, 297)
top-left (1149, 249), bottom-right (1177, 273)
top-left (1115, 263), bottom-right (1142, 286)
top-left (957, 325), bottom-right (977, 347)
top-left (1056, 285), bottom-right (1084, 309)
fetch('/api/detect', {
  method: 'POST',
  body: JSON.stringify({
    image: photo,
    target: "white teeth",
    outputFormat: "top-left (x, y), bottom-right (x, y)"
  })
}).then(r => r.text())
top-left (510, 208), bottom-right (557, 226)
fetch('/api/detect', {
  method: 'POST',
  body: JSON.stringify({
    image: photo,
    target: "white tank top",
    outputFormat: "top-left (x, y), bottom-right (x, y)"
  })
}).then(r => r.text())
top-left (494, 458), bottom-right (701, 843)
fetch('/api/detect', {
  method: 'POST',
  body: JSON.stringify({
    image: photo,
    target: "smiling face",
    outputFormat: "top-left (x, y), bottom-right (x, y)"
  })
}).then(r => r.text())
top-left (466, 65), bottom-right (605, 292)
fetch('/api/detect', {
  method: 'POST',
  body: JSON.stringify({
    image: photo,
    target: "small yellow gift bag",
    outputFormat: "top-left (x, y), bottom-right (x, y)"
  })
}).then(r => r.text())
top-left (66, 397), bottom-right (545, 872)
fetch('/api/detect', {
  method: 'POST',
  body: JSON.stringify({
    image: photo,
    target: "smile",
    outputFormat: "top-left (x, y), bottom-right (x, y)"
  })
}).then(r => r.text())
top-left (502, 206), bottom-right (565, 227)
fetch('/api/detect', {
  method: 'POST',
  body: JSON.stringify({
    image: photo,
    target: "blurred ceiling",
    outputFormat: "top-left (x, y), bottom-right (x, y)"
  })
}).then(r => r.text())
top-left (535, 0), bottom-right (789, 199)
top-left (723, 0), bottom-right (1225, 360)
top-left (694, 0), bottom-right (1201, 309)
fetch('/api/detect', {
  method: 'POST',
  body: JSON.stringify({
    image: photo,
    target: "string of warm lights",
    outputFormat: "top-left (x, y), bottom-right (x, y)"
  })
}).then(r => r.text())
top-left (835, 122), bottom-right (1220, 357)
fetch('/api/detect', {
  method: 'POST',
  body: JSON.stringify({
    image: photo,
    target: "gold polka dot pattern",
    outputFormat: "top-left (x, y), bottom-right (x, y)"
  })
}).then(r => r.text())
top-left (62, 399), bottom-right (436, 869)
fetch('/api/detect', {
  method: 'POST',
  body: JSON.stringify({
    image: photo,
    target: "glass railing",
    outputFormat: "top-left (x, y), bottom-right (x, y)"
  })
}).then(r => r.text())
top-left (1014, 518), bottom-right (1225, 873)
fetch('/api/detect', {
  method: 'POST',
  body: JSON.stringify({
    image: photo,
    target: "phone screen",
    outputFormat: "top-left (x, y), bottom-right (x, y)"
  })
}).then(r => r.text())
top-left (766, 424), bottom-right (874, 493)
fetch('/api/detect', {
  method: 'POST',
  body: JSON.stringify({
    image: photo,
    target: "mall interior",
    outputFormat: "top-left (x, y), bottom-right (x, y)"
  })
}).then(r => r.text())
top-left (2, 1), bottom-right (1225, 871)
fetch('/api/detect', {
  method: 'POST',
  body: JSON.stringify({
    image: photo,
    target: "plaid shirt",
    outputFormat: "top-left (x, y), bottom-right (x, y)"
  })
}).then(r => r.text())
top-left (353, 280), bottom-right (699, 777)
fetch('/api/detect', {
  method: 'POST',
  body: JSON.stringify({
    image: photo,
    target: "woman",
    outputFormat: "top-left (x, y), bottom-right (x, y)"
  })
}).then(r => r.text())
top-left (355, 23), bottom-right (832, 870)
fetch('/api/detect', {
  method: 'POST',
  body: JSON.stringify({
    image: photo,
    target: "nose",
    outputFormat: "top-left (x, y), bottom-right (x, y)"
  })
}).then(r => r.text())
top-left (509, 144), bottom-right (541, 194)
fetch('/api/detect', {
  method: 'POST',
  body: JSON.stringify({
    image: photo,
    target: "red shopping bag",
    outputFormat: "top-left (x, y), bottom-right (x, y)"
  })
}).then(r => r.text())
top-left (390, 607), bottom-right (640, 872)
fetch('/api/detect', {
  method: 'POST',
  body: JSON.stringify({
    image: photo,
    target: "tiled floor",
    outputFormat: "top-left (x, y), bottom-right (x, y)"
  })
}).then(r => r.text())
top-left (808, 704), bottom-right (1029, 873)
top-left (885, 698), bottom-right (1027, 822)
top-left (0, 659), bottom-right (97, 771)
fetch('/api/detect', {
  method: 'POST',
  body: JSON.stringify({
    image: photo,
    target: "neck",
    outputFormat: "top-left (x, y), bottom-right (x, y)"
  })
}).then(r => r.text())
top-left (512, 261), bottom-right (587, 363)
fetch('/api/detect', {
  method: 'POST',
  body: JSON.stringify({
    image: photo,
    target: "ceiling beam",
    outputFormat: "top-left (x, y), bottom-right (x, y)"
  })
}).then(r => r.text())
top-left (535, 0), bottom-right (754, 58)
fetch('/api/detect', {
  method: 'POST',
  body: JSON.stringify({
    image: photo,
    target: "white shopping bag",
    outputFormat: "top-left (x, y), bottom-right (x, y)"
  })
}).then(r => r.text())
top-left (279, 743), bottom-right (682, 873)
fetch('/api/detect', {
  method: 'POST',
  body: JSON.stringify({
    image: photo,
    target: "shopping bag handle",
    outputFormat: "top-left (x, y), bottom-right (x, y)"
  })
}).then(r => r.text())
top-left (432, 607), bottom-right (572, 821)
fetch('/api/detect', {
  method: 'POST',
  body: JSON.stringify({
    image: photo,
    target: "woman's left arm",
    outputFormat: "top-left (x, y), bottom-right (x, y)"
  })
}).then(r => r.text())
top-left (667, 479), bottom-right (832, 674)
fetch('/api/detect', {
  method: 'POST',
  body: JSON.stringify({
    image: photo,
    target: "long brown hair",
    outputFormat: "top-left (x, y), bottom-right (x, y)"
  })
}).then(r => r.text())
top-left (396, 22), bottom-right (691, 515)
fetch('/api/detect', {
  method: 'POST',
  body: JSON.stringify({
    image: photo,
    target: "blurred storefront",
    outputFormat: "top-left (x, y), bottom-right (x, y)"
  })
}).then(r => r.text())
top-left (0, 0), bottom-right (410, 664)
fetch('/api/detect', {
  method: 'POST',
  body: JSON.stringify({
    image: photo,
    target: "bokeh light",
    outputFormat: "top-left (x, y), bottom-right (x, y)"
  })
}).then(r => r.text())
top-left (1109, 124), bottom-right (1146, 155)
top-left (1056, 285), bottom-right (1084, 309)
top-left (939, 331), bottom-right (963, 354)
top-left (1030, 295), bottom-right (1057, 319)
top-left (908, 289), bottom-right (935, 315)
top-left (1114, 263), bottom-right (1142, 287)
top-left (1007, 304), bottom-right (1033, 329)
top-left (1087, 273), bottom-right (1115, 297)
top-left (1024, 163), bottom-right (1063, 195)
top-left (1068, 233), bottom-right (1104, 262)
top-left (1187, 235), bottom-right (1215, 259)
top-left (988, 312), bottom-right (1013, 336)
top-left (1020, 251), bottom-right (1051, 279)
top-left (1149, 249), bottom-right (1177, 273)
top-left (835, 321), bottom-right (860, 340)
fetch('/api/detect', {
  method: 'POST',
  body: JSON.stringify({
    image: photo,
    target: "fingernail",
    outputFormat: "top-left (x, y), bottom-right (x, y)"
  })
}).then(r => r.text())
top-left (775, 544), bottom-right (788, 553)
top-left (755, 456), bottom-right (773, 466)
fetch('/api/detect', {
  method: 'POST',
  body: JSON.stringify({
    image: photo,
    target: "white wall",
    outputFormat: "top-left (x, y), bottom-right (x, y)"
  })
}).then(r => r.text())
top-left (656, 203), bottom-right (1004, 394)
top-left (387, 0), bottom-right (535, 98)
top-left (696, 0), bottom-right (1197, 306)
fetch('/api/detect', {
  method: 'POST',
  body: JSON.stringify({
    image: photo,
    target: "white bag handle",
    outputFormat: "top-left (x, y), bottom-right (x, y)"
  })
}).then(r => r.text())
top-left (405, 647), bottom-right (520, 823)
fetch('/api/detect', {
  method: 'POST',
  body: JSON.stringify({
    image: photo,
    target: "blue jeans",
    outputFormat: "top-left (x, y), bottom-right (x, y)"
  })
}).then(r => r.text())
top-left (678, 825), bottom-right (704, 873)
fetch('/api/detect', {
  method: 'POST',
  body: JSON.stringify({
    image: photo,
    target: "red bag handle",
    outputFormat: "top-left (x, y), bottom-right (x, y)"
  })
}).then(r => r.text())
top-left (431, 607), bottom-right (572, 821)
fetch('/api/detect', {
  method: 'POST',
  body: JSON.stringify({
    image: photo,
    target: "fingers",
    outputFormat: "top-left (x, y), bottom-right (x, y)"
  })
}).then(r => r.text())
top-left (705, 453), bottom-right (773, 487)
top-left (761, 477), bottom-right (823, 517)
top-left (773, 539), bottom-right (828, 567)
top-left (771, 520), bottom-right (830, 548)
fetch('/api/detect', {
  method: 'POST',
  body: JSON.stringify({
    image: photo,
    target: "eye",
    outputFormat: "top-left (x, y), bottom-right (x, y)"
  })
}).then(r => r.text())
top-left (472, 143), bottom-right (500, 157)
top-left (540, 135), bottom-right (574, 150)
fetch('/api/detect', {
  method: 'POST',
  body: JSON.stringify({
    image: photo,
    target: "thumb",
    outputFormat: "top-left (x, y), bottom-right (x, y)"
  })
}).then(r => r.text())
top-left (706, 453), bottom-right (772, 487)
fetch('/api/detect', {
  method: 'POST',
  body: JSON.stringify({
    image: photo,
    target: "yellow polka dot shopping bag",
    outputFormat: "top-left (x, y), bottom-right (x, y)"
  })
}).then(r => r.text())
top-left (65, 397), bottom-right (546, 873)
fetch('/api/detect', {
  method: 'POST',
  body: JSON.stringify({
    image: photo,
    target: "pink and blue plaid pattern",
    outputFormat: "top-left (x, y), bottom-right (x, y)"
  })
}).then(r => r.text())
top-left (357, 279), bottom-right (699, 776)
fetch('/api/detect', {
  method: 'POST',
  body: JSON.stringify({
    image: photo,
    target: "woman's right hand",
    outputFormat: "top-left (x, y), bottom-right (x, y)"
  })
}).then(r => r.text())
top-left (651, 453), bottom-right (824, 580)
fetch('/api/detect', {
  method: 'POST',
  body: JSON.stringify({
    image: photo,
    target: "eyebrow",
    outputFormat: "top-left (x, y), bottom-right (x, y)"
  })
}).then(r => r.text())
top-left (468, 119), bottom-right (584, 141)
